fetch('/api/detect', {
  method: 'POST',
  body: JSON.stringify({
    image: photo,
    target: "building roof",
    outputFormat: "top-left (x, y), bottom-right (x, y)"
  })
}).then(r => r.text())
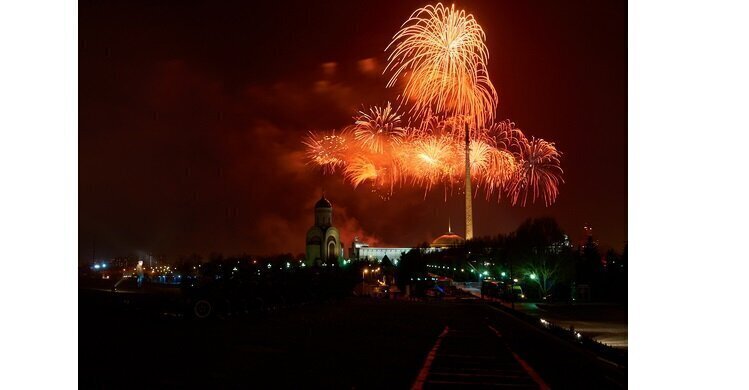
top-left (429, 218), bottom-right (464, 248)
top-left (430, 233), bottom-right (465, 248)
top-left (315, 195), bottom-right (332, 209)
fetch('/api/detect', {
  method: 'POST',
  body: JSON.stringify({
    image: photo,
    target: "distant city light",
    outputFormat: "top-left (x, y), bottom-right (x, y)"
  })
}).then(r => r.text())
top-left (501, 272), bottom-right (506, 277)
top-left (93, 264), bottom-right (100, 269)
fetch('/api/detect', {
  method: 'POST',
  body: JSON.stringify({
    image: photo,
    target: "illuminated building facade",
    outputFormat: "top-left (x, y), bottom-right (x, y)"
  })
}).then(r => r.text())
top-left (350, 237), bottom-right (416, 264)
top-left (349, 221), bottom-right (464, 263)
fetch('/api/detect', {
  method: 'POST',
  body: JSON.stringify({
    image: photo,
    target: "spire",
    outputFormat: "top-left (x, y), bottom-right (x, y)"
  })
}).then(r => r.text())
top-left (448, 217), bottom-right (452, 233)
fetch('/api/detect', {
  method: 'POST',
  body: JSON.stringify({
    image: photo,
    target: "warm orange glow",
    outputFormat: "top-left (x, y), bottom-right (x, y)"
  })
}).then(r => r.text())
top-left (305, 117), bottom-right (562, 205)
top-left (303, 129), bottom-right (349, 172)
top-left (507, 136), bottom-right (564, 206)
top-left (302, 5), bottom-right (563, 208)
top-left (353, 102), bottom-right (405, 154)
top-left (385, 3), bottom-right (497, 128)
top-left (344, 157), bottom-right (380, 189)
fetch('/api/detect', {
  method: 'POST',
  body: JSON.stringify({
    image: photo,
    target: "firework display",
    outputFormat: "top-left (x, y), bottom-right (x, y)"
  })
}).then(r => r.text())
top-left (304, 3), bottom-right (563, 208)
top-left (385, 3), bottom-right (497, 128)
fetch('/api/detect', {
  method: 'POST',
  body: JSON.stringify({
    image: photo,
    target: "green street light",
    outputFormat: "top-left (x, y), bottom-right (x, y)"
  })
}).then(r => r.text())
top-left (530, 273), bottom-right (537, 280)
top-left (482, 271), bottom-right (489, 276)
top-left (501, 272), bottom-right (506, 277)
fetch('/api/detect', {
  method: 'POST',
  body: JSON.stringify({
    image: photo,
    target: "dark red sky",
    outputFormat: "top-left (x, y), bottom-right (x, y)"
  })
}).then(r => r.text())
top-left (79, 0), bottom-right (627, 261)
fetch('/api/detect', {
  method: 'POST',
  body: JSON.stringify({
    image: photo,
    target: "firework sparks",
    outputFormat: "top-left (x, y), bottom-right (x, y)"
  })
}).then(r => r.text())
top-left (385, 3), bottom-right (498, 128)
top-left (344, 157), bottom-right (380, 188)
top-left (400, 133), bottom-right (459, 189)
top-left (353, 102), bottom-right (406, 153)
top-left (302, 4), bottom-right (563, 210)
top-left (304, 120), bottom-right (561, 205)
top-left (508, 137), bottom-right (564, 206)
top-left (344, 152), bottom-right (401, 195)
top-left (303, 130), bottom-right (349, 172)
top-left (480, 148), bottom-right (517, 199)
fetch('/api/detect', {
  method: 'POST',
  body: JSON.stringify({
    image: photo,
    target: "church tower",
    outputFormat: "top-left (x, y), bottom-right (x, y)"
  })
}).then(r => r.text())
top-left (305, 194), bottom-right (342, 267)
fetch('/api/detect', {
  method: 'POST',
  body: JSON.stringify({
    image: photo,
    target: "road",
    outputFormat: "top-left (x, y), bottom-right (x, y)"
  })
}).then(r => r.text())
top-left (455, 282), bottom-right (628, 349)
top-left (509, 302), bottom-right (628, 349)
top-left (80, 291), bottom-right (626, 388)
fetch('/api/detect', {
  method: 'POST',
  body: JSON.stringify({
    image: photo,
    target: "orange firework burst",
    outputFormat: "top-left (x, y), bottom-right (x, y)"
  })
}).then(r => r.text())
top-left (302, 4), bottom-right (563, 209)
top-left (385, 3), bottom-right (498, 128)
top-left (480, 148), bottom-right (517, 199)
top-left (394, 130), bottom-right (454, 190)
top-left (484, 119), bottom-right (525, 152)
top-left (302, 120), bottom-right (561, 206)
top-left (303, 130), bottom-right (349, 172)
top-left (353, 102), bottom-right (406, 153)
top-left (344, 152), bottom-right (401, 196)
top-left (508, 137), bottom-right (564, 206)
top-left (344, 157), bottom-right (380, 188)
top-left (468, 139), bottom-right (491, 175)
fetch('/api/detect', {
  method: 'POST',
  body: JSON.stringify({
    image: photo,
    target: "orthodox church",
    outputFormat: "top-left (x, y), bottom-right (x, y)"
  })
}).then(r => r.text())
top-left (305, 195), bottom-right (343, 266)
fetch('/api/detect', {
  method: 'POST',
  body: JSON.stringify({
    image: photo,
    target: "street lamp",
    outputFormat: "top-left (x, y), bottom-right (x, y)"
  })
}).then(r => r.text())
top-left (530, 273), bottom-right (537, 280)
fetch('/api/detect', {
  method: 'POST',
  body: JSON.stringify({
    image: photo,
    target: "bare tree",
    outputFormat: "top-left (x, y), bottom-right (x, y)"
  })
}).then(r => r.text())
top-left (521, 253), bottom-right (562, 298)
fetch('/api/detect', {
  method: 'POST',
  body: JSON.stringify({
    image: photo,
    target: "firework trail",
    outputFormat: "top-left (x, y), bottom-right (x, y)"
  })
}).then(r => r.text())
top-left (344, 157), bottom-right (380, 189)
top-left (303, 129), bottom-right (350, 173)
top-left (385, 3), bottom-right (497, 128)
top-left (399, 132), bottom-right (460, 190)
top-left (353, 102), bottom-right (406, 154)
top-left (507, 137), bottom-right (564, 207)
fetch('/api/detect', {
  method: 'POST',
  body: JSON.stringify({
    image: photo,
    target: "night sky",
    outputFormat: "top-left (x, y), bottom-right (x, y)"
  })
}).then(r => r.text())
top-left (79, 0), bottom-right (627, 261)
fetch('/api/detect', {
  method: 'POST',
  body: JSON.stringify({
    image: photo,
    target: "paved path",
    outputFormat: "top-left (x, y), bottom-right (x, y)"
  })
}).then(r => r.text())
top-left (454, 284), bottom-right (628, 349)
top-left (413, 323), bottom-right (548, 389)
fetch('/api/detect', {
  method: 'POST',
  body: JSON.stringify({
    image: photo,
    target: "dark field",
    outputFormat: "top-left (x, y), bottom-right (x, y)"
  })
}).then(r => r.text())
top-left (80, 291), bottom-right (626, 389)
